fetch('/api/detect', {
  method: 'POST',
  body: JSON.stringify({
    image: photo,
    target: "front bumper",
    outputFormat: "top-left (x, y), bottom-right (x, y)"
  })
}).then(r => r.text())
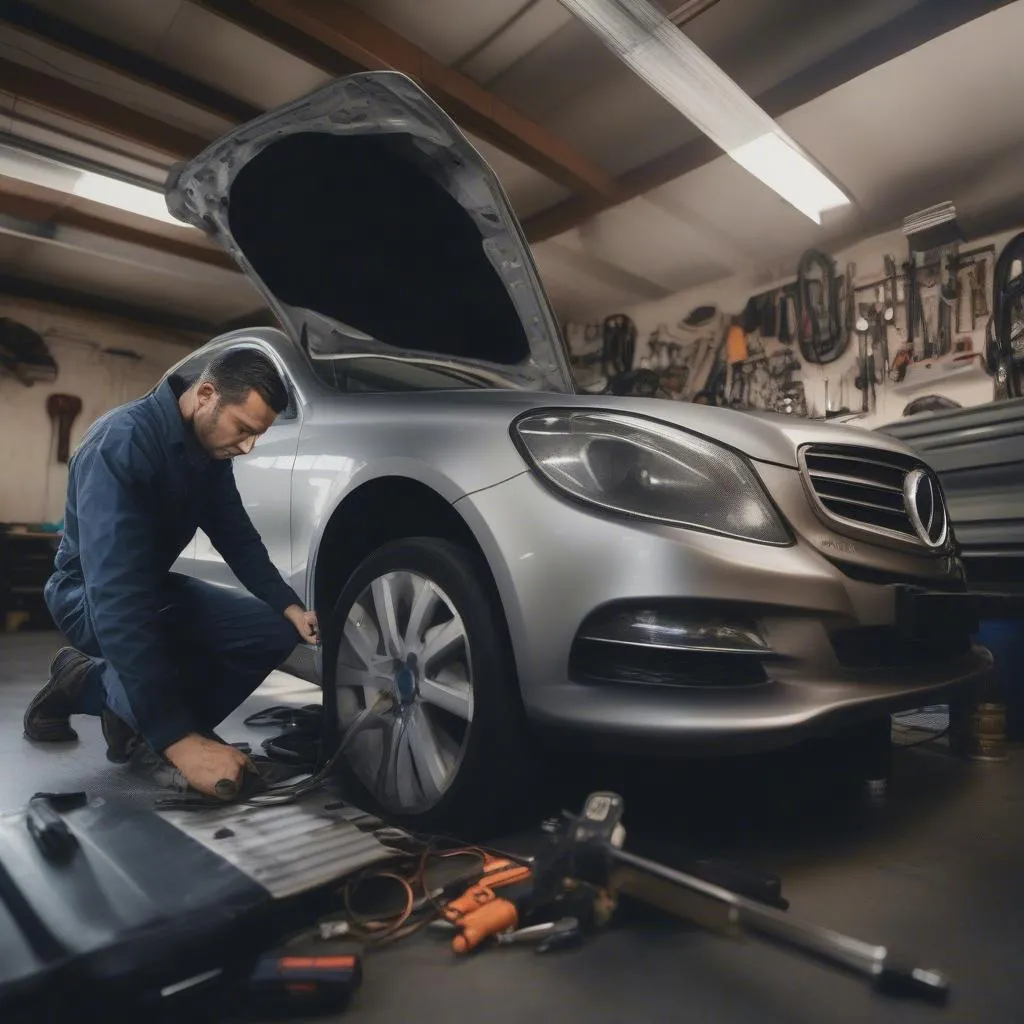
top-left (455, 469), bottom-right (988, 753)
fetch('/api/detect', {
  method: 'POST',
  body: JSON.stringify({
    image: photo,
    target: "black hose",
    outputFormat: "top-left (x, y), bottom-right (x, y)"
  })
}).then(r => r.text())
top-left (796, 249), bottom-right (844, 364)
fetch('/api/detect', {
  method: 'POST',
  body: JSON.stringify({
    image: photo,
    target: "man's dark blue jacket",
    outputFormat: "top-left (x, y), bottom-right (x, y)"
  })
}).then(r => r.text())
top-left (46, 375), bottom-right (300, 752)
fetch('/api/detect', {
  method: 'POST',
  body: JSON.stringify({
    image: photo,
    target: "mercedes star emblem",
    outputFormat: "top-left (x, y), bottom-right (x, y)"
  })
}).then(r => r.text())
top-left (903, 467), bottom-right (948, 548)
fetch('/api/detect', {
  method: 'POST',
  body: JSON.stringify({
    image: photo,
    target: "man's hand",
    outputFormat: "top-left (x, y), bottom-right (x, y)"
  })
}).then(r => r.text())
top-left (285, 603), bottom-right (319, 644)
top-left (164, 733), bottom-right (252, 799)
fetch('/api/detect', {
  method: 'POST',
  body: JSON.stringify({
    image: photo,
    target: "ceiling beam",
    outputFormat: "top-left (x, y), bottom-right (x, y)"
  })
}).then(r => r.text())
top-left (195, 0), bottom-right (625, 203)
top-left (524, 0), bottom-right (1017, 242)
top-left (0, 190), bottom-right (238, 272)
top-left (0, 1), bottom-right (261, 124)
top-left (0, 57), bottom-right (210, 159)
top-left (0, 273), bottom-right (214, 339)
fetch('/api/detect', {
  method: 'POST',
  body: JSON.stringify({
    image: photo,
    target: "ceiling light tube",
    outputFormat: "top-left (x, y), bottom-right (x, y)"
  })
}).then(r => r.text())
top-left (558, 0), bottom-right (851, 223)
top-left (0, 143), bottom-right (188, 228)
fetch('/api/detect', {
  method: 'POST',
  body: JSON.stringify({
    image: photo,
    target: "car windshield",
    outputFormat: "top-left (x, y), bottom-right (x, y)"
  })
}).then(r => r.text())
top-left (308, 355), bottom-right (508, 393)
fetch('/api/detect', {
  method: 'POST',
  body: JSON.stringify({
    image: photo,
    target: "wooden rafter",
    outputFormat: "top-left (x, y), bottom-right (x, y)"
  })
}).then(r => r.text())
top-left (194, 0), bottom-right (626, 203)
top-left (0, 273), bottom-right (215, 339)
top-left (0, 57), bottom-right (210, 159)
top-left (0, 188), bottom-right (237, 272)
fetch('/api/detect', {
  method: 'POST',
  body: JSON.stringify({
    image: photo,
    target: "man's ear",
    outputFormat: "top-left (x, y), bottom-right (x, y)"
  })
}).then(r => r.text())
top-left (195, 381), bottom-right (218, 406)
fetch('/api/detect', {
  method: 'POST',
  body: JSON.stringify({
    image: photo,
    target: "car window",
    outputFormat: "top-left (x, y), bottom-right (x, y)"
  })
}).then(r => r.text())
top-left (167, 344), bottom-right (299, 420)
top-left (309, 355), bottom-right (500, 393)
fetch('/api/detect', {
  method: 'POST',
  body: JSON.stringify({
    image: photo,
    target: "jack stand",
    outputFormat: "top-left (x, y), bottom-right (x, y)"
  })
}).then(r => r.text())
top-left (535, 793), bottom-right (950, 1005)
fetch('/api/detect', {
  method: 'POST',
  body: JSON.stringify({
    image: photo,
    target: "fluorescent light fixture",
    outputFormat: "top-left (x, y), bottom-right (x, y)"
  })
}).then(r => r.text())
top-left (557, 0), bottom-right (851, 223)
top-left (0, 142), bottom-right (187, 227)
top-left (730, 134), bottom-right (849, 224)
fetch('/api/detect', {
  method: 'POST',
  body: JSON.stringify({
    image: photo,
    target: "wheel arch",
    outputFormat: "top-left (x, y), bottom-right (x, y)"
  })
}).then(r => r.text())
top-left (309, 476), bottom-right (520, 677)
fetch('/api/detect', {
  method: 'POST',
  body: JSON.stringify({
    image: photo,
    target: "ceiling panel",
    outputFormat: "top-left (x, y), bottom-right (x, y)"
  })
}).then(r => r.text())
top-left (467, 132), bottom-right (572, 219)
top-left (533, 240), bottom-right (649, 320)
top-left (0, 237), bottom-right (260, 322)
top-left (556, 195), bottom-right (740, 294)
top-left (344, 0), bottom-right (545, 68)
top-left (1, 97), bottom-right (185, 171)
top-left (458, 1), bottom-right (573, 84)
top-left (156, 4), bottom-right (332, 111)
top-left (0, 30), bottom-right (236, 139)
top-left (25, 0), bottom-right (185, 55)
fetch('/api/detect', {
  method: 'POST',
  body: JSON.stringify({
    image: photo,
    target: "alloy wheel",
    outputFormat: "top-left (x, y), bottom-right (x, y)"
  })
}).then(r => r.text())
top-left (335, 570), bottom-right (474, 814)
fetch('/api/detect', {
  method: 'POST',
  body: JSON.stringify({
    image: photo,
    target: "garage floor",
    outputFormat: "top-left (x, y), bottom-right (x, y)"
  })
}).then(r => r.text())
top-left (2, 631), bottom-right (1024, 1023)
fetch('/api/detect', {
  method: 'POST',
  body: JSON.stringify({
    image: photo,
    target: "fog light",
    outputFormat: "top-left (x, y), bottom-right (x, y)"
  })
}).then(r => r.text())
top-left (579, 609), bottom-right (769, 655)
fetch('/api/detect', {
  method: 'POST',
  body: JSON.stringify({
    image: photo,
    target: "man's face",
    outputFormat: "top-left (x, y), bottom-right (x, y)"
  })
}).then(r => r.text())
top-left (191, 382), bottom-right (279, 459)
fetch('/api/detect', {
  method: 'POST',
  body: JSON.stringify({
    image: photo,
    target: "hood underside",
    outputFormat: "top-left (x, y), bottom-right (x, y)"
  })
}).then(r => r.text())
top-left (165, 72), bottom-right (573, 393)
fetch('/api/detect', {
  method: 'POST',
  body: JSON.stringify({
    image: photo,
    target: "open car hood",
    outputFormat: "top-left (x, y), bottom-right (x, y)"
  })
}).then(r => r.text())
top-left (165, 71), bottom-right (574, 393)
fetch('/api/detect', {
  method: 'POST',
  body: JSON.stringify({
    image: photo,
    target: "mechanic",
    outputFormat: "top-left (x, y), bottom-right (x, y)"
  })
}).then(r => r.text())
top-left (23, 348), bottom-right (319, 798)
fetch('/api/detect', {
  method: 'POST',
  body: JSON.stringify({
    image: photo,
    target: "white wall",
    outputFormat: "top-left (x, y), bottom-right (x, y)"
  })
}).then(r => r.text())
top-left (0, 298), bottom-right (195, 525)
top-left (568, 222), bottom-right (1019, 430)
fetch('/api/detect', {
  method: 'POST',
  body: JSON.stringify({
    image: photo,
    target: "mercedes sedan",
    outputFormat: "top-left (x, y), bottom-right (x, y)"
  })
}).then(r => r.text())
top-left (164, 70), bottom-right (989, 828)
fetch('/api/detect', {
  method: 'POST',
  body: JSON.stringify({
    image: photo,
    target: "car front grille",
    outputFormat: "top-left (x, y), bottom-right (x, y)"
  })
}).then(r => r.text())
top-left (800, 444), bottom-right (949, 550)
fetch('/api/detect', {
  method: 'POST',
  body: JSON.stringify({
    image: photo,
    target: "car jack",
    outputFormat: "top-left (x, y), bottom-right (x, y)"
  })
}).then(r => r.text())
top-left (526, 792), bottom-right (949, 1006)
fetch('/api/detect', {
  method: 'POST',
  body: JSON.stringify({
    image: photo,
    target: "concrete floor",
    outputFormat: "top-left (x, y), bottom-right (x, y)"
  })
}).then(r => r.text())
top-left (2, 631), bottom-right (1024, 1023)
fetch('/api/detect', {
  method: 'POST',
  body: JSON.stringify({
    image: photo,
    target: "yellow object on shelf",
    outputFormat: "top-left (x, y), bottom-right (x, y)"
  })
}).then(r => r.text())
top-left (726, 324), bottom-right (749, 365)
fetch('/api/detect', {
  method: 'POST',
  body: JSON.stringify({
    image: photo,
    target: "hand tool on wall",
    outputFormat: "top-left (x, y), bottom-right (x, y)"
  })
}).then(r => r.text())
top-left (989, 231), bottom-right (1024, 398)
top-left (778, 291), bottom-right (792, 344)
top-left (760, 291), bottom-right (778, 338)
top-left (970, 258), bottom-right (990, 328)
top-left (854, 310), bottom-right (875, 414)
top-left (904, 259), bottom-right (917, 355)
top-left (796, 249), bottom-right (845, 364)
top-left (915, 271), bottom-right (934, 359)
top-left (844, 263), bottom-right (857, 337)
top-left (939, 250), bottom-right (959, 355)
top-left (874, 303), bottom-right (890, 385)
top-left (884, 255), bottom-right (900, 325)
top-left (46, 394), bottom-right (83, 464)
top-left (530, 793), bottom-right (950, 1005)
top-left (0, 318), bottom-right (58, 386)
top-left (600, 314), bottom-right (638, 391)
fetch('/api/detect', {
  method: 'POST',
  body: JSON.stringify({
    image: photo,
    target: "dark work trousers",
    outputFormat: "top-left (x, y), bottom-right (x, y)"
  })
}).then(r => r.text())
top-left (47, 573), bottom-right (299, 744)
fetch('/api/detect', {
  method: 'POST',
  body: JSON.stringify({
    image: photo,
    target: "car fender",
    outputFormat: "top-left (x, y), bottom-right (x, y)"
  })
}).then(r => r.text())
top-left (299, 455), bottom-right (525, 610)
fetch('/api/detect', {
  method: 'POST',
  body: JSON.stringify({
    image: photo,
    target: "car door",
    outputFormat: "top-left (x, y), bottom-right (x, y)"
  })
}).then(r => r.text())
top-left (170, 340), bottom-right (301, 595)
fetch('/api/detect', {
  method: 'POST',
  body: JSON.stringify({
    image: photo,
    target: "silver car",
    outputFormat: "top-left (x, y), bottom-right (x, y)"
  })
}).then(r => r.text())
top-left (164, 71), bottom-right (989, 827)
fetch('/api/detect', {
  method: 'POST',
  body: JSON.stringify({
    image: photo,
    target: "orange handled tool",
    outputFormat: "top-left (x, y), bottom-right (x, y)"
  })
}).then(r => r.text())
top-left (451, 899), bottom-right (518, 954)
top-left (442, 856), bottom-right (531, 954)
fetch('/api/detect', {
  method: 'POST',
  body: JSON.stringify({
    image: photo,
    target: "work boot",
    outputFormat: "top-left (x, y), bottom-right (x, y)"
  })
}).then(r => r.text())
top-left (23, 647), bottom-right (94, 742)
top-left (101, 707), bottom-right (141, 764)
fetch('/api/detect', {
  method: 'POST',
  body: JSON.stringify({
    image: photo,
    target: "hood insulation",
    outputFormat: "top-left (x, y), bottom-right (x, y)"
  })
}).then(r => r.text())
top-left (228, 131), bottom-right (530, 367)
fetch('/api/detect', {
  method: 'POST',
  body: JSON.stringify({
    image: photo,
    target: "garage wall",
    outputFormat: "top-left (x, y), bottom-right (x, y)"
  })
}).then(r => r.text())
top-left (0, 299), bottom-right (194, 525)
top-left (566, 222), bottom-right (1021, 429)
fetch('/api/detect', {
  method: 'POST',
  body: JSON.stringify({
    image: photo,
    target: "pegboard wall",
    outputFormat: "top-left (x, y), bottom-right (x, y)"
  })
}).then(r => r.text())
top-left (566, 223), bottom-right (1018, 429)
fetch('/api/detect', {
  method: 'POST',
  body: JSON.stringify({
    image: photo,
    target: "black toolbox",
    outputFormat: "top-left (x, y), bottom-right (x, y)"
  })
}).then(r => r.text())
top-left (0, 793), bottom-right (392, 1021)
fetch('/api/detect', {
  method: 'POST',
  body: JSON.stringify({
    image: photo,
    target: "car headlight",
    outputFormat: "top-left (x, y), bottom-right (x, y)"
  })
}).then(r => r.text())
top-left (512, 410), bottom-right (790, 545)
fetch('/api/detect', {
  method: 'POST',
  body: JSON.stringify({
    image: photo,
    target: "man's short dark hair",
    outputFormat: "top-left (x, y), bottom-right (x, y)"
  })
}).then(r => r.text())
top-left (200, 348), bottom-right (288, 414)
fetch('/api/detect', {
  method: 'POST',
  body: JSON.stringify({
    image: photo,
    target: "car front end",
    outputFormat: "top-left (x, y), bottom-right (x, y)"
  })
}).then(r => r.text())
top-left (455, 403), bottom-right (989, 753)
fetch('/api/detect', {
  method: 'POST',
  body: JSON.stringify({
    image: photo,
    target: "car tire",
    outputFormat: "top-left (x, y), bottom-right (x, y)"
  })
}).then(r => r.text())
top-left (322, 536), bottom-right (533, 834)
